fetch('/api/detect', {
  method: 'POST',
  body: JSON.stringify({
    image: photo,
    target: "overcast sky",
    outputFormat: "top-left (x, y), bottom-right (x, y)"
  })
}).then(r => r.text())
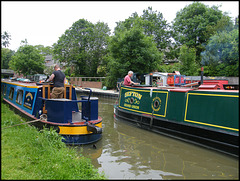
top-left (1, 1), bottom-right (239, 51)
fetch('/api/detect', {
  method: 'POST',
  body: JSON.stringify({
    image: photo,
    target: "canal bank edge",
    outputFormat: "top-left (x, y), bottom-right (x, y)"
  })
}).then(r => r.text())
top-left (75, 87), bottom-right (119, 98)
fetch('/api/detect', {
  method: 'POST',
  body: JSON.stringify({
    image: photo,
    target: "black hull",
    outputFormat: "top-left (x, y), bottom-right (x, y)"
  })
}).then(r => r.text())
top-left (114, 106), bottom-right (239, 158)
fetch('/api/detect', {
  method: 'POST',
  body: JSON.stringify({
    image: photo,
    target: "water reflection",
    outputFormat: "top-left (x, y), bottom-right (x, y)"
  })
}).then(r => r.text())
top-left (74, 95), bottom-right (238, 179)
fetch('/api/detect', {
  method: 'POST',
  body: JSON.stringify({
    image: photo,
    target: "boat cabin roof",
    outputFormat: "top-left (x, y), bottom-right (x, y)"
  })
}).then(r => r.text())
top-left (1, 79), bottom-right (40, 88)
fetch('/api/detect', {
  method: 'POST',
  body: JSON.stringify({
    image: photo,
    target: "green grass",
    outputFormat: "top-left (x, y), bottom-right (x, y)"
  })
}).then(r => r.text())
top-left (1, 101), bottom-right (106, 180)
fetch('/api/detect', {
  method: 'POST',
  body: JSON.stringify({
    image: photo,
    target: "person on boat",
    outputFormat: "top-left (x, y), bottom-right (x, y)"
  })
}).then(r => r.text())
top-left (124, 71), bottom-right (140, 86)
top-left (47, 64), bottom-right (66, 99)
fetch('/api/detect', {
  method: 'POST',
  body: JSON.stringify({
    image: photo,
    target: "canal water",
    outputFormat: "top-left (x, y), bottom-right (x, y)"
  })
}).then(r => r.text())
top-left (74, 94), bottom-right (238, 180)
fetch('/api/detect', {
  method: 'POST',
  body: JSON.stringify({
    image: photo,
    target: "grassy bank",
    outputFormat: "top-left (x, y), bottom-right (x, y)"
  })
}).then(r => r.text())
top-left (1, 101), bottom-right (106, 180)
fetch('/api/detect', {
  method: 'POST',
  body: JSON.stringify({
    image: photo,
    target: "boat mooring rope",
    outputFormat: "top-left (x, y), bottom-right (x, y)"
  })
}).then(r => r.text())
top-left (2, 114), bottom-right (47, 129)
top-left (2, 119), bottom-right (41, 129)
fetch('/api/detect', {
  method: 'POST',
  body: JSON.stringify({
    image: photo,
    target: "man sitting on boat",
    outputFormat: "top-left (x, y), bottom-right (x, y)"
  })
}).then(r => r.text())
top-left (124, 71), bottom-right (140, 86)
top-left (47, 64), bottom-right (66, 99)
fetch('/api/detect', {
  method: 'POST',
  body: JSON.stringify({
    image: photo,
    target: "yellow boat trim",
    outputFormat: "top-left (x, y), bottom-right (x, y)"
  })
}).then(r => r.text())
top-left (184, 92), bottom-right (239, 132)
top-left (119, 105), bottom-right (167, 117)
top-left (58, 122), bottom-right (102, 135)
top-left (121, 86), bottom-right (169, 93)
top-left (2, 81), bottom-right (39, 88)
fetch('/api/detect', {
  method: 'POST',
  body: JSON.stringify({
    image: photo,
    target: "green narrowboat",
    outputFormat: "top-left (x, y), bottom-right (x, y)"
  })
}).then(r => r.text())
top-left (114, 85), bottom-right (239, 157)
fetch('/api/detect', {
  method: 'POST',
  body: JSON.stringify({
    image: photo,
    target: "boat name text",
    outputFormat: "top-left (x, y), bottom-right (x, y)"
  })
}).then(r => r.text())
top-left (125, 91), bottom-right (142, 100)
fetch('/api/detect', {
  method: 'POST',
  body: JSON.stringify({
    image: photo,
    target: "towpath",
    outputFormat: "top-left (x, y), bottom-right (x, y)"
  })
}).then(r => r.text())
top-left (75, 87), bottom-right (119, 97)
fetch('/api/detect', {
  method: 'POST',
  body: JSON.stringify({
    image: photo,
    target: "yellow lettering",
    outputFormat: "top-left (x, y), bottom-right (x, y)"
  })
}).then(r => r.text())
top-left (124, 103), bottom-right (131, 108)
top-left (131, 105), bottom-right (139, 109)
top-left (125, 91), bottom-right (142, 100)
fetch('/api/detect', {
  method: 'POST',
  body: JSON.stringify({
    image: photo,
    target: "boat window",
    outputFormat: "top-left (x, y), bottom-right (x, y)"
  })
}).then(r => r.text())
top-left (1, 84), bottom-right (7, 96)
top-left (1, 84), bottom-right (4, 93)
top-left (16, 90), bottom-right (24, 105)
top-left (4, 85), bottom-right (7, 96)
top-left (9, 87), bottom-right (14, 100)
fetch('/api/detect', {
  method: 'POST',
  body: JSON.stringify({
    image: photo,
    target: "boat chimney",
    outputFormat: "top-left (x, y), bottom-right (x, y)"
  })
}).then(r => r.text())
top-left (150, 72), bottom-right (153, 86)
top-left (200, 67), bottom-right (204, 85)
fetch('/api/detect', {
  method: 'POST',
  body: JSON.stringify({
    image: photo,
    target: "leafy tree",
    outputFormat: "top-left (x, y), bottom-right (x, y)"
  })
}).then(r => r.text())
top-left (204, 16), bottom-right (234, 38)
top-left (105, 23), bottom-right (163, 88)
top-left (35, 45), bottom-right (53, 55)
top-left (1, 48), bottom-right (15, 69)
top-left (53, 19), bottom-right (110, 77)
top-left (201, 28), bottom-right (239, 76)
top-left (172, 2), bottom-right (227, 64)
top-left (1, 31), bottom-right (11, 48)
top-left (115, 7), bottom-right (175, 62)
top-left (141, 7), bottom-right (172, 49)
top-left (141, 7), bottom-right (175, 61)
top-left (158, 62), bottom-right (181, 73)
top-left (9, 40), bottom-right (45, 76)
top-left (44, 65), bottom-right (55, 76)
top-left (179, 45), bottom-right (198, 76)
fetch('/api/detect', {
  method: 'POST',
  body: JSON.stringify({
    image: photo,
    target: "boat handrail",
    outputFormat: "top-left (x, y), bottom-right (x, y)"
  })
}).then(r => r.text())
top-left (83, 88), bottom-right (92, 101)
top-left (41, 84), bottom-right (73, 100)
top-left (38, 97), bottom-right (90, 103)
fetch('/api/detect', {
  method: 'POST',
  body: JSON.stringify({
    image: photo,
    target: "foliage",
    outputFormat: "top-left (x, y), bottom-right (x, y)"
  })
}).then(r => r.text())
top-left (172, 2), bottom-right (228, 64)
top-left (179, 45), bottom-right (198, 76)
top-left (204, 15), bottom-right (234, 39)
top-left (44, 65), bottom-right (55, 76)
top-left (105, 22), bottom-right (163, 88)
top-left (141, 7), bottom-right (176, 61)
top-left (53, 19), bottom-right (110, 77)
top-left (35, 45), bottom-right (53, 55)
top-left (1, 48), bottom-right (15, 69)
top-left (9, 40), bottom-right (46, 76)
top-left (201, 28), bottom-right (239, 76)
top-left (1, 31), bottom-right (11, 48)
top-left (158, 62), bottom-right (181, 73)
top-left (115, 7), bottom-right (175, 62)
top-left (1, 102), bottom-right (106, 180)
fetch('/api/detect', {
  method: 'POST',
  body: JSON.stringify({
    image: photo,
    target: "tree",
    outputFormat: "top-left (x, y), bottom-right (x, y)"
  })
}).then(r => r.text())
top-left (1, 31), bottom-right (11, 48)
top-left (1, 48), bottom-right (15, 69)
top-left (35, 45), bottom-right (53, 55)
top-left (201, 28), bottom-right (239, 76)
top-left (204, 16), bottom-right (234, 38)
top-left (115, 7), bottom-right (175, 62)
top-left (53, 19), bottom-right (110, 77)
top-left (105, 23), bottom-right (163, 88)
top-left (179, 45), bottom-right (198, 76)
top-left (172, 2), bottom-right (227, 64)
top-left (9, 40), bottom-right (45, 76)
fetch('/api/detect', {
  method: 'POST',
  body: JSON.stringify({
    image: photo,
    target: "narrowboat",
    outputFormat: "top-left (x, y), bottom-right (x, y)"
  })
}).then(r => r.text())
top-left (1, 78), bottom-right (102, 145)
top-left (114, 83), bottom-right (239, 157)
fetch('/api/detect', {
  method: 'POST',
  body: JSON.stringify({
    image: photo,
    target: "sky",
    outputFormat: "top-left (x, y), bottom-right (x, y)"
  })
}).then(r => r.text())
top-left (1, 1), bottom-right (239, 51)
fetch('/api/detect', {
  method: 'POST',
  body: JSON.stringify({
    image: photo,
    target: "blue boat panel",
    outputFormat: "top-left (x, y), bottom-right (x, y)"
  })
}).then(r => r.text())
top-left (46, 99), bottom-right (73, 123)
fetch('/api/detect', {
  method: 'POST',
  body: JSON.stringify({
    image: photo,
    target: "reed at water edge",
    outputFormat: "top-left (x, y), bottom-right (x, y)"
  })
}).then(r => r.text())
top-left (1, 98), bottom-right (106, 180)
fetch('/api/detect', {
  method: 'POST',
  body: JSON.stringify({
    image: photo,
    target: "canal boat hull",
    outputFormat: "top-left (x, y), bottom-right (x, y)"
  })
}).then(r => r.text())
top-left (1, 79), bottom-right (102, 145)
top-left (114, 85), bottom-right (239, 157)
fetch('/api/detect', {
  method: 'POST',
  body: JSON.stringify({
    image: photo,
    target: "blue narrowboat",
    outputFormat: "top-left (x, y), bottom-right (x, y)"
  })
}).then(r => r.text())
top-left (1, 78), bottom-right (102, 145)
